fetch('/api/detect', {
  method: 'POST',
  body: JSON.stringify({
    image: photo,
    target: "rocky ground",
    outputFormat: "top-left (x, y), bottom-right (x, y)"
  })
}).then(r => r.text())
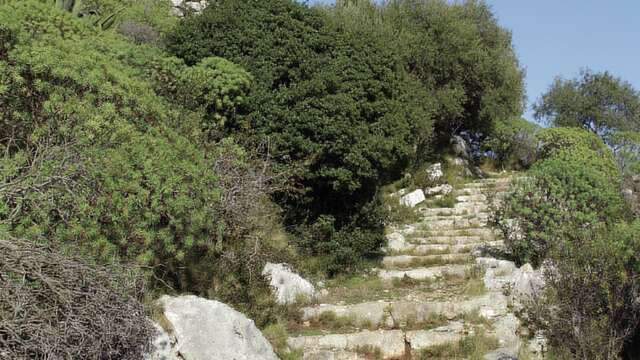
top-left (286, 176), bottom-right (545, 360)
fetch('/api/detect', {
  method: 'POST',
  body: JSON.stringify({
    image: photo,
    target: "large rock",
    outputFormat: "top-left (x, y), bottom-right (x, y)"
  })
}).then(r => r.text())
top-left (386, 232), bottom-right (407, 252)
top-left (451, 135), bottom-right (471, 159)
top-left (400, 189), bottom-right (425, 207)
top-left (170, 0), bottom-right (207, 16)
top-left (262, 263), bottom-right (316, 305)
top-left (155, 295), bottom-right (279, 360)
top-left (425, 184), bottom-right (453, 196)
top-left (426, 163), bottom-right (444, 182)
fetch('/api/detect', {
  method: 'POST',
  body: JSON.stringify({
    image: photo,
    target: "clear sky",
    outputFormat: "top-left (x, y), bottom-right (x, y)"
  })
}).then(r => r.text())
top-left (310, 0), bottom-right (640, 122)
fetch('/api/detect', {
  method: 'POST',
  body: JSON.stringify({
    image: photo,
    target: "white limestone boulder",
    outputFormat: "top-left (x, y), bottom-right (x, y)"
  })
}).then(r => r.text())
top-left (155, 295), bottom-right (279, 360)
top-left (170, 0), bottom-right (208, 16)
top-left (425, 184), bottom-right (453, 196)
top-left (386, 232), bottom-right (408, 252)
top-left (262, 263), bottom-right (316, 305)
top-left (426, 163), bottom-right (444, 182)
top-left (400, 189), bottom-right (425, 207)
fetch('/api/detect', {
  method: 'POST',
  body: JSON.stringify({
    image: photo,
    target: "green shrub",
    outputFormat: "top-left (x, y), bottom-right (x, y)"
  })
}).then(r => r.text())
top-left (0, 0), bottom-right (284, 308)
top-left (527, 221), bottom-right (640, 359)
top-left (325, 0), bottom-right (525, 143)
top-left (536, 127), bottom-right (613, 161)
top-left (483, 117), bottom-right (539, 169)
top-left (496, 130), bottom-right (624, 266)
top-left (165, 0), bottom-right (420, 270)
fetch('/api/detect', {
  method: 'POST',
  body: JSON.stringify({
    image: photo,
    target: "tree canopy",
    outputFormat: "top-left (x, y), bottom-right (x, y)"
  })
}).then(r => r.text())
top-left (534, 69), bottom-right (640, 143)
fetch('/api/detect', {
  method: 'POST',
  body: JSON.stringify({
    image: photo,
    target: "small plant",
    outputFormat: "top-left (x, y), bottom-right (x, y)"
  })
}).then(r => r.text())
top-left (418, 328), bottom-right (499, 359)
top-left (354, 345), bottom-right (383, 360)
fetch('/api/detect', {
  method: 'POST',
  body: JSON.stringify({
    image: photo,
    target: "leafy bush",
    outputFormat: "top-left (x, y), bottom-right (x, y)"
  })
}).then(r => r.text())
top-left (0, 0), bottom-right (282, 304)
top-left (165, 0), bottom-right (424, 270)
top-left (496, 129), bottom-right (624, 266)
top-left (483, 117), bottom-right (539, 169)
top-left (535, 127), bottom-right (613, 161)
top-left (0, 237), bottom-right (153, 360)
top-left (534, 69), bottom-right (640, 144)
top-left (526, 221), bottom-right (640, 359)
top-left (325, 0), bottom-right (525, 143)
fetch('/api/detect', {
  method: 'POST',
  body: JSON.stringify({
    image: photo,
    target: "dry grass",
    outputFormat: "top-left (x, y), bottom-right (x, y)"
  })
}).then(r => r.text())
top-left (0, 238), bottom-right (153, 360)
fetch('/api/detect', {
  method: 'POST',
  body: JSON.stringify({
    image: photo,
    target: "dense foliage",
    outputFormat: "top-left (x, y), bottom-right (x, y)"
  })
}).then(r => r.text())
top-left (483, 117), bottom-right (539, 169)
top-left (496, 128), bottom-right (624, 266)
top-left (327, 0), bottom-right (525, 143)
top-left (164, 0), bottom-right (526, 270)
top-left (164, 0), bottom-right (426, 269)
top-left (0, 0), bottom-right (280, 316)
top-left (497, 127), bottom-right (638, 358)
top-left (534, 69), bottom-right (640, 143)
top-left (528, 221), bottom-right (640, 359)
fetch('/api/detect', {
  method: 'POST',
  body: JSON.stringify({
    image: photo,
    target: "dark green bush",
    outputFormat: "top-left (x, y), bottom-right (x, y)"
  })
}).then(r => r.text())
top-left (527, 221), bottom-right (640, 359)
top-left (0, 1), bottom-right (281, 301)
top-left (325, 0), bottom-right (525, 143)
top-left (496, 129), bottom-right (624, 266)
top-left (165, 0), bottom-right (424, 270)
top-left (483, 117), bottom-right (539, 169)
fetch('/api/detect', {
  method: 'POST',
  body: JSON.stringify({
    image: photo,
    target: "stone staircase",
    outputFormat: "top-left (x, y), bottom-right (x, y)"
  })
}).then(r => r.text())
top-left (287, 176), bottom-right (542, 360)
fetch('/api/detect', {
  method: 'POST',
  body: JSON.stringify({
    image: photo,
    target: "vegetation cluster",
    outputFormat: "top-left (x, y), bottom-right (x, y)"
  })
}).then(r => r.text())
top-left (0, 0), bottom-right (638, 358)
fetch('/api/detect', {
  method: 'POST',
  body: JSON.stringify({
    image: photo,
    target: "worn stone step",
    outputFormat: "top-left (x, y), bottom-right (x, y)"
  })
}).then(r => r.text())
top-left (456, 194), bottom-right (488, 203)
top-left (288, 324), bottom-right (466, 359)
top-left (421, 218), bottom-right (489, 230)
top-left (301, 296), bottom-right (503, 329)
top-left (377, 264), bottom-right (468, 281)
top-left (406, 235), bottom-right (483, 245)
top-left (387, 241), bottom-right (503, 256)
top-left (419, 207), bottom-right (485, 217)
top-left (300, 349), bottom-right (366, 360)
top-left (382, 253), bottom-right (472, 268)
top-left (414, 228), bottom-right (499, 238)
top-left (287, 329), bottom-right (406, 359)
top-left (421, 213), bottom-right (489, 222)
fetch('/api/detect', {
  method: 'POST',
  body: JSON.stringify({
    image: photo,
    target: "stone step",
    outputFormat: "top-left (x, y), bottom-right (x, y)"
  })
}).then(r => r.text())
top-left (382, 253), bottom-right (472, 268)
top-left (301, 296), bottom-right (502, 329)
top-left (456, 194), bottom-right (488, 203)
top-left (421, 213), bottom-right (489, 223)
top-left (288, 329), bottom-right (406, 359)
top-left (413, 228), bottom-right (500, 238)
top-left (421, 218), bottom-right (489, 230)
top-left (454, 187), bottom-right (510, 196)
top-left (377, 264), bottom-right (468, 281)
top-left (288, 323), bottom-right (466, 359)
top-left (406, 235), bottom-right (484, 245)
top-left (419, 207), bottom-right (487, 217)
top-left (387, 241), bottom-right (503, 256)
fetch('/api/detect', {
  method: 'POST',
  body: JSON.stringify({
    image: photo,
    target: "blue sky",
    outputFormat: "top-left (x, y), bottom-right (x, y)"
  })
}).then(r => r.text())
top-left (310, 0), bottom-right (640, 122)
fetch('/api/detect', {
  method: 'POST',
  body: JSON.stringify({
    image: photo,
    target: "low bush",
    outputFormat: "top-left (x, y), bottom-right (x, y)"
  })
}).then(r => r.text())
top-left (0, 1), bottom-right (289, 315)
top-left (0, 237), bottom-right (153, 360)
top-left (483, 117), bottom-right (539, 169)
top-left (495, 129), bottom-right (624, 266)
top-left (526, 221), bottom-right (640, 359)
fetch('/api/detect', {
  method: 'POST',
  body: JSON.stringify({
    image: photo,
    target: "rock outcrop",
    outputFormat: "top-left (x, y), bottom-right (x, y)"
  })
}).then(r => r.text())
top-left (150, 295), bottom-right (279, 360)
top-left (400, 189), bottom-right (426, 207)
top-left (262, 263), bottom-right (316, 305)
top-left (426, 163), bottom-right (444, 182)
